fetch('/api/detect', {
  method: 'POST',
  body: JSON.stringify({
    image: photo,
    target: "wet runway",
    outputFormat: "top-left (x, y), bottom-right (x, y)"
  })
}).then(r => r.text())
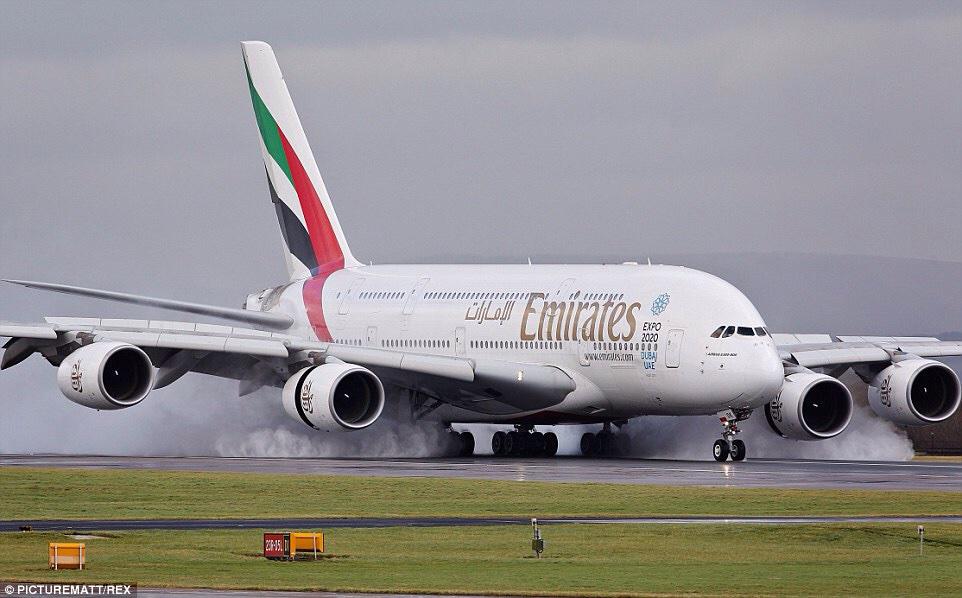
top-left (2, 454), bottom-right (961, 491)
top-left (4, 514), bottom-right (962, 532)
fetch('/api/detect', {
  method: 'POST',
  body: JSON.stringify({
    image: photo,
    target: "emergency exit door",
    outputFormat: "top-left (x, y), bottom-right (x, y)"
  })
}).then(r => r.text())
top-left (665, 329), bottom-right (684, 368)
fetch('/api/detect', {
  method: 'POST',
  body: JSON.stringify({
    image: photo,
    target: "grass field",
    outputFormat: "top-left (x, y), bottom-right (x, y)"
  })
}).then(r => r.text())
top-left (2, 467), bottom-right (962, 520)
top-left (1, 525), bottom-right (960, 596)
top-left (3, 467), bottom-right (962, 596)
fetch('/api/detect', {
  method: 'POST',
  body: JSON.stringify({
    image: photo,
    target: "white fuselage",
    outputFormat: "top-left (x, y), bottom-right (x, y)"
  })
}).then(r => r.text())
top-left (260, 263), bottom-right (785, 424)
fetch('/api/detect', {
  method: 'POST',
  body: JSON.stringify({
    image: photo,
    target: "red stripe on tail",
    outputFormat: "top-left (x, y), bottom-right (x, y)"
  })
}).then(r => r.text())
top-left (276, 126), bottom-right (344, 342)
top-left (277, 126), bottom-right (344, 270)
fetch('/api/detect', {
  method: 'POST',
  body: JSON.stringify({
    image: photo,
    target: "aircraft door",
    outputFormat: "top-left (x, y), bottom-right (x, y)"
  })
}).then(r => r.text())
top-left (455, 327), bottom-right (466, 355)
top-left (665, 329), bottom-right (684, 368)
top-left (578, 340), bottom-right (590, 366)
top-left (403, 278), bottom-right (430, 315)
top-left (338, 277), bottom-right (364, 315)
top-left (366, 326), bottom-right (378, 346)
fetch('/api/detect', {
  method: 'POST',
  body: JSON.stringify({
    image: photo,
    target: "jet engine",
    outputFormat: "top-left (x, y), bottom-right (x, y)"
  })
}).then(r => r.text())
top-left (282, 363), bottom-right (385, 432)
top-left (765, 372), bottom-right (853, 440)
top-left (56, 341), bottom-right (155, 410)
top-left (867, 359), bottom-right (961, 425)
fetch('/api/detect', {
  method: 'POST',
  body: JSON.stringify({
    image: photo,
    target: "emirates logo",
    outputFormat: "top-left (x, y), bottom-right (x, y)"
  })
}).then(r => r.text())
top-left (70, 362), bottom-right (83, 393)
top-left (879, 376), bottom-right (892, 407)
top-left (769, 397), bottom-right (783, 422)
top-left (300, 380), bottom-right (314, 414)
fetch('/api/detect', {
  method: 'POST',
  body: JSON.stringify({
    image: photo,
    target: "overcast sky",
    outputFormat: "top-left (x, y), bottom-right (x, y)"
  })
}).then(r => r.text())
top-left (0, 1), bottom-right (959, 455)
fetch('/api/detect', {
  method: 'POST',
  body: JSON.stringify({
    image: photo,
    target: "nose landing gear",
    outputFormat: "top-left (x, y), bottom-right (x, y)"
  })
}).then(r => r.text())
top-left (713, 408), bottom-right (751, 462)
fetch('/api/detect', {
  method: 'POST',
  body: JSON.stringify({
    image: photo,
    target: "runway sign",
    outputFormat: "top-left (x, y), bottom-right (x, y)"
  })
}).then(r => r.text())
top-left (49, 543), bottom-right (85, 570)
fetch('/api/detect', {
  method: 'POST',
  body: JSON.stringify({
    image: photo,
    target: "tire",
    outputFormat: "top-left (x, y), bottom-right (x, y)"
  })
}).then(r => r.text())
top-left (580, 432), bottom-right (596, 456)
top-left (730, 439), bottom-right (746, 462)
top-left (713, 439), bottom-right (730, 462)
top-left (615, 433), bottom-right (631, 456)
top-left (492, 431), bottom-right (506, 456)
top-left (505, 431), bottom-right (522, 456)
top-left (459, 431), bottom-right (475, 457)
top-left (597, 432), bottom-right (613, 456)
top-left (543, 432), bottom-right (559, 457)
top-left (530, 432), bottom-right (546, 456)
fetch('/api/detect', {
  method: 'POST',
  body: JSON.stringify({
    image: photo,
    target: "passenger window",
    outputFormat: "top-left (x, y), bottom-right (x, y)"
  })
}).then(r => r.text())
top-left (722, 326), bottom-right (735, 338)
top-left (754, 327), bottom-right (768, 337)
top-left (737, 327), bottom-right (754, 336)
top-left (710, 326), bottom-right (725, 338)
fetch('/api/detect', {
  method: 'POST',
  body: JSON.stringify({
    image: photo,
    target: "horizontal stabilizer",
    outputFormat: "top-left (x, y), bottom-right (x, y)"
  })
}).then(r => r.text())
top-left (3, 279), bottom-right (293, 330)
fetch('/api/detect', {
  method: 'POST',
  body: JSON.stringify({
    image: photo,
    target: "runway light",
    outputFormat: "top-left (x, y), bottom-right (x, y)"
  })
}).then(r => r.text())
top-left (918, 525), bottom-right (924, 556)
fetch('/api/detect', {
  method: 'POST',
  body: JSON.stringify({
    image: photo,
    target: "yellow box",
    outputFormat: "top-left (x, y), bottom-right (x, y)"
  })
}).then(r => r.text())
top-left (49, 543), bottom-right (85, 570)
top-left (289, 532), bottom-right (324, 559)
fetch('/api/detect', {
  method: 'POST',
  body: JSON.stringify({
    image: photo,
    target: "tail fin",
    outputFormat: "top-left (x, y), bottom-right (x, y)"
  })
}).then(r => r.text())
top-left (241, 41), bottom-right (360, 281)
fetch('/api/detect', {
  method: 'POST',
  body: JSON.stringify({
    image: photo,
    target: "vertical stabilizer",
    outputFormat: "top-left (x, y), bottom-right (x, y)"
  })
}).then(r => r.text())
top-left (242, 41), bottom-right (360, 280)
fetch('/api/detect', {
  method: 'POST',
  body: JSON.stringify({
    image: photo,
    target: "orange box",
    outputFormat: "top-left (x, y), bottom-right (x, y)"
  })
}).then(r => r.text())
top-left (49, 543), bottom-right (85, 570)
top-left (289, 532), bottom-right (324, 560)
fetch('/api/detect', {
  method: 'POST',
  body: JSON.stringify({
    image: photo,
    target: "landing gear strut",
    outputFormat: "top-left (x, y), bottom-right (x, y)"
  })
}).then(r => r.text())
top-left (491, 426), bottom-right (559, 457)
top-left (713, 408), bottom-right (751, 462)
top-left (580, 423), bottom-right (631, 457)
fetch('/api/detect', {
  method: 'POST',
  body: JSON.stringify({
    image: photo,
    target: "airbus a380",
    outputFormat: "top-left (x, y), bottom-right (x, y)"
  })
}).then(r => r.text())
top-left (2, 42), bottom-right (960, 461)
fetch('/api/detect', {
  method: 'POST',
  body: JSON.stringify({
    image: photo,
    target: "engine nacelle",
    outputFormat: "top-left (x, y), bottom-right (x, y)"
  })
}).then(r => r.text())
top-left (57, 342), bottom-right (155, 410)
top-left (282, 363), bottom-right (385, 432)
top-left (765, 372), bottom-right (853, 440)
top-left (868, 359), bottom-right (961, 426)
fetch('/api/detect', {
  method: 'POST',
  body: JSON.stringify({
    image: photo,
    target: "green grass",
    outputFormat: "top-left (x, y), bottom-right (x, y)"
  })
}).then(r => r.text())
top-left (1, 525), bottom-right (960, 596)
top-left (1, 467), bottom-right (961, 520)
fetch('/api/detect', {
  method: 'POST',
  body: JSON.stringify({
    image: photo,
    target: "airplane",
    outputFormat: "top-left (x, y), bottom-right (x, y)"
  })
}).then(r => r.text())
top-left (2, 41), bottom-right (960, 462)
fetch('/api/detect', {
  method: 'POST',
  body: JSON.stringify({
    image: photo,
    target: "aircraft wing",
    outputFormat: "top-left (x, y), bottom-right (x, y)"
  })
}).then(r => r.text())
top-left (773, 334), bottom-right (962, 369)
top-left (1, 318), bottom-right (575, 413)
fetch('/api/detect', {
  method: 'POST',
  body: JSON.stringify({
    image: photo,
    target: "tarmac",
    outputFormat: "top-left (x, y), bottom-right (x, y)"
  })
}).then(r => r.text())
top-left (3, 514), bottom-right (962, 532)
top-left (2, 454), bottom-right (962, 491)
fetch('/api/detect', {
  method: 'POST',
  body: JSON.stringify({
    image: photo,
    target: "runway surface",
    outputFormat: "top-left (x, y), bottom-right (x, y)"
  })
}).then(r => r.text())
top-left (2, 454), bottom-right (962, 491)
top-left (4, 514), bottom-right (962, 532)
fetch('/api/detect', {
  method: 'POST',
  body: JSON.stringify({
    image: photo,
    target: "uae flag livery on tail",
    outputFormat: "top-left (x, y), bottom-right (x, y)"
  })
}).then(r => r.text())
top-left (242, 41), bottom-right (359, 340)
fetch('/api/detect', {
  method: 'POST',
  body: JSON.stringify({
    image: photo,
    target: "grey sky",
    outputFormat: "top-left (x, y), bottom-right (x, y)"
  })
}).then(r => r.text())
top-left (0, 1), bottom-right (959, 455)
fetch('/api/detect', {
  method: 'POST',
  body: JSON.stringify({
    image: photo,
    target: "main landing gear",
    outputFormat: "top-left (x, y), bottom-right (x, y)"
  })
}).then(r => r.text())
top-left (491, 425), bottom-right (559, 457)
top-left (580, 423), bottom-right (631, 457)
top-left (448, 430), bottom-right (475, 457)
top-left (713, 408), bottom-right (751, 462)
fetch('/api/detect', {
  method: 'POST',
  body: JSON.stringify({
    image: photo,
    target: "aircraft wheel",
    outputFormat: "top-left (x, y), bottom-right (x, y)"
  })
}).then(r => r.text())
top-left (712, 439), bottom-right (730, 462)
top-left (492, 431), bottom-right (507, 456)
top-left (615, 433), bottom-right (631, 456)
top-left (529, 431), bottom-right (546, 456)
top-left (580, 432), bottom-right (596, 456)
top-left (543, 432), bottom-right (559, 457)
top-left (730, 439), bottom-right (746, 462)
top-left (459, 431), bottom-right (475, 457)
top-left (505, 431), bottom-right (523, 456)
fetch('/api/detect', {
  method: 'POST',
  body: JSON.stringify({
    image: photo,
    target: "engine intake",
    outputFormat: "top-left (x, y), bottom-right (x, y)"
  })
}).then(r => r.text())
top-left (57, 342), bottom-right (155, 410)
top-left (282, 363), bottom-right (385, 431)
top-left (765, 372), bottom-right (853, 440)
top-left (868, 359), bottom-right (961, 425)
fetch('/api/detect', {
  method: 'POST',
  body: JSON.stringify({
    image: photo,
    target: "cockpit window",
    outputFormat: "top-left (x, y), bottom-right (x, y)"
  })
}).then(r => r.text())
top-left (710, 326), bottom-right (725, 338)
top-left (737, 326), bottom-right (755, 336)
top-left (721, 326), bottom-right (735, 338)
top-left (754, 327), bottom-right (768, 337)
